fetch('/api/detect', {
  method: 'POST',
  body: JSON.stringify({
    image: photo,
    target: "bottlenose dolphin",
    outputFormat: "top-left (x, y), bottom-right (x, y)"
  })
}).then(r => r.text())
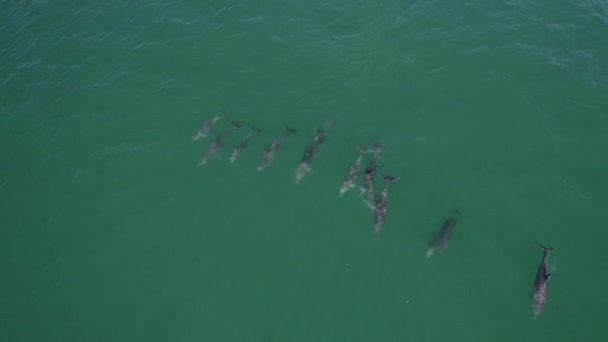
top-left (198, 121), bottom-right (242, 166)
top-left (366, 174), bottom-right (398, 236)
top-left (426, 211), bottom-right (461, 257)
top-left (257, 125), bottom-right (297, 171)
top-left (230, 126), bottom-right (261, 163)
top-left (192, 110), bottom-right (224, 141)
top-left (360, 142), bottom-right (383, 196)
top-left (295, 129), bottom-right (329, 184)
top-left (340, 146), bottom-right (368, 196)
top-left (533, 242), bottom-right (554, 318)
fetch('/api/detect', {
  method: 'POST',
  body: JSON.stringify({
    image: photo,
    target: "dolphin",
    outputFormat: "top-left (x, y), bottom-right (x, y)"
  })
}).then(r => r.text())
top-left (198, 121), bottom-right (241, 166)
top-left (533, 242), bottom-right (554, 318)
top-left (192, 110), bottom-right (224, 141)
top-left (340, 146), bottom-right (368, 196)
top-left (230, 126), bottom-right (261, 163)
top-left (426, 211), bottom-right (461, 257)
top-left (360, 142), bottom-right (383, 196)
top-left (257, 125), bottom-right (297, 171)
top-left (295, 129), bottom-right (329, 184)
top-left (366, 174), bottom-right (398, 236)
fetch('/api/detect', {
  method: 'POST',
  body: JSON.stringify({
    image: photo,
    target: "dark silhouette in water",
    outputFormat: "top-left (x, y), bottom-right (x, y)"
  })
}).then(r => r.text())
top-left (295, 129), bottom-right (329, 184)
top-left (257, 125), bottom-right (297, 171)
top-left (360, 142), bottom-right (383, 197)
top-left (426, 211), bottom-right (462, 257)
top-left (230, 126), bottom-right (261, 163)
top-left (366, 174), bottom-right (399, 236)
top-left (198, 121), bottom-right (241, 166)
top-left (533, 242), bottom-right (554, 318)
top-left (340, 145), bottom-right (370, 196)
top-left (192, 110), bottom-right (224, 141)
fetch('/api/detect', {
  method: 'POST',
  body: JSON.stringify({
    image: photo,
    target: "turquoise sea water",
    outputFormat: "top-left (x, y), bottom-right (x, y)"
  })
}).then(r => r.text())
top-left (2, 0), bottom-right (607, 341)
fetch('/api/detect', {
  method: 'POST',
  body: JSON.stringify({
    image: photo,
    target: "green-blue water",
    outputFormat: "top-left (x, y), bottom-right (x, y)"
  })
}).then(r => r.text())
top-left (2, 0), bottom-right (607, 341)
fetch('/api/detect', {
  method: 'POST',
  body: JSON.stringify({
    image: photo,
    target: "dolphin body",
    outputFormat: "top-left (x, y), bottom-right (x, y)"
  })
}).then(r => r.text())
top-left (426, 212), bottom-right (461, 257)
top-left (533, 243), bottom-right (554, 318)
top-left (192, 110), bottom-right (224, 141)
top-left (295, 129), bottom-right (328, 184)
top-left (230, 126), bottom-right (261, 163)
top-left (257, 126), bottom-right (297, 171)
top-left (198, 121), bottom-right (242, 166)
top-left (360, 142), bottom-right (383, 196)
top-left (340, 146), bottom-right (368, 196)
top-left (366, 174), bottom-right (398, 236)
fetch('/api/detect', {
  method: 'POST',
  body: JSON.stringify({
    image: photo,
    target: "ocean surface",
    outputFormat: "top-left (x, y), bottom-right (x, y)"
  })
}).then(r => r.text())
top-left (1, 0), bottom-right (607, 341)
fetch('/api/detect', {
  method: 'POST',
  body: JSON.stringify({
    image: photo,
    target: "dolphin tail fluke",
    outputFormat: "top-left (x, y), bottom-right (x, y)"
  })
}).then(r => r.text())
top-left (285, 125), bottom-right (297, 134)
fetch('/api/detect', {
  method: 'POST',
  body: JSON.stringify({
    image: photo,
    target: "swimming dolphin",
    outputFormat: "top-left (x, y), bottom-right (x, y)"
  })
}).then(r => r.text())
top-left (366, 174), bottom-right (398, 236)
top-left (230, 126), bottom-right (261, 163)
top-left (533, 242), bottom-right (554, 318)
top-left (340, 146), bottom-right (369, 196)
top-left (426, 211), bottom-right (461, 257)
top-left (192, 110), bottom-right (224, 141)
top-left (198, 121), bottom-right (242, 166)
top-left (360, 142), bottom-right (383, 196)
top-left (257, 125), bottom-right (297, 171)
top-left (295, 129), bottom-right (329, 184)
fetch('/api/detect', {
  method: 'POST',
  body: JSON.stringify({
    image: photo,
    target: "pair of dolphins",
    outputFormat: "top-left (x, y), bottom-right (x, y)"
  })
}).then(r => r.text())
top-left (426, 213), bottom-right (554, 318)
top-left (260, 125), bottom-right (331, 183)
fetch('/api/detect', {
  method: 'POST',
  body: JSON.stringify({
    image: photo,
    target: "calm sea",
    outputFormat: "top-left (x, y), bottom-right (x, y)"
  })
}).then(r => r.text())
top-left (2, 0), bottom-right (607, 341)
